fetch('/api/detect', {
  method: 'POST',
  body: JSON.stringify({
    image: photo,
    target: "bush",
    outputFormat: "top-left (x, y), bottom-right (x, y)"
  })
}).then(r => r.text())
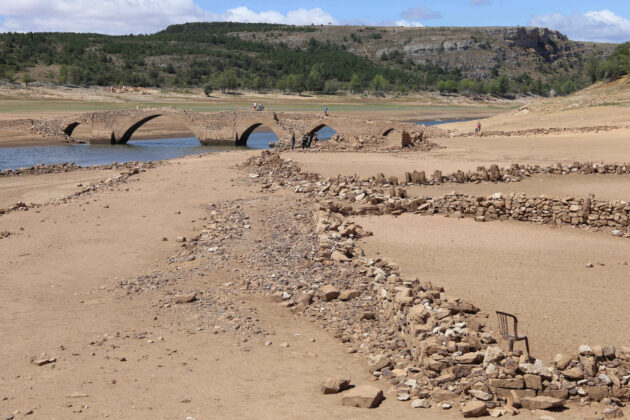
top-left (203, 82), bottom-right (213, 96)
top-left (323, 79), bottom-right (341, 94)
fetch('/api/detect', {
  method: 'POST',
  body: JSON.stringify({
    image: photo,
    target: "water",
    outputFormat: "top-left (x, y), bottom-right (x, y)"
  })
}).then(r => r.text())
top-left (416, 119), bottom-right (475, 126)
top-left (0, 124), bottom-right (384, 171)
top-left (0, 131), bottom-right (278, 171)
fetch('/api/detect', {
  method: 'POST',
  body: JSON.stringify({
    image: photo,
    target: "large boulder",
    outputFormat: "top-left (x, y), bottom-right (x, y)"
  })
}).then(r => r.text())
top-left (321, 376), bottom-right (351, 394)
top-left (318, 285), bottom-right (340, 301)
top-left (462, 401), bottom-right (488, 418)
top-left (341, 385), bottom-right (384, 408)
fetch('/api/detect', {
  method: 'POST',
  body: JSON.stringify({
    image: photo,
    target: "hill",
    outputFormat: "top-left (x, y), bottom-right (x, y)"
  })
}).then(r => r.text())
top-left (0, 22), bottom-right (617, 96)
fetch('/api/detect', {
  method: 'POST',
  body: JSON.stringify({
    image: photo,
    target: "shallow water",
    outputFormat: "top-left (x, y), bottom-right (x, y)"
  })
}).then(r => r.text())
top-left (0, 124), bottom-right (388, 170)
top-left (417, 119), bottom-right (474, 126)
top-left (0, 131), bottom-right (284, 171)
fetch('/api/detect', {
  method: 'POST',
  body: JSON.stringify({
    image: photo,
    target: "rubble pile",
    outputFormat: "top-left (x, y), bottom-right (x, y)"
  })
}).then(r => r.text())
top-left (371, 161), bottom-right (630, 186)
top-left (246, 151), bottom-right (630, 236)
top-left (1, 160), bottom-right (162, 177)
top-left (240, 150), bottom-right (630, 415)
top-left (277, 132), bottom-right (442, 153)
top-left (0, 161), bottom-right (159, 216)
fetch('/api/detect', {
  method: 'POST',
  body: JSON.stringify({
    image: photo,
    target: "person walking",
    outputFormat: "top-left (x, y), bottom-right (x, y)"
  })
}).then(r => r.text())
top-left (324, 105), bottom-right (328, 116)
top-left (301, 134), bottom-right (308, 149)
top-left (253, 102), bottom-right (257, 111)
top-left (476, 121), bottom-right (482, 133)
top-left (291, 133), bottom-right (296, 150)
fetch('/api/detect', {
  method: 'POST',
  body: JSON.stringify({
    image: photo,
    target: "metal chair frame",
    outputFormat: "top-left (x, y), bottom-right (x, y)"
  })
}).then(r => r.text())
top-left (496, 311), bottom-right (530, 356)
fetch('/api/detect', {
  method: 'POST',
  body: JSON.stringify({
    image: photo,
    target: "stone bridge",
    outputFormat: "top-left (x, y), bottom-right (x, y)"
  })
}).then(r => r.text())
top-left (38, 108), bottom-right (425, 146)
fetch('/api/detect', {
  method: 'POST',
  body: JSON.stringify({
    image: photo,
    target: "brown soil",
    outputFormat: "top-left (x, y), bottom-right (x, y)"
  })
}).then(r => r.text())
top-left (356, 214), bottom-right (630, 362)
top-left (3, 82), bottom-right (630, 417)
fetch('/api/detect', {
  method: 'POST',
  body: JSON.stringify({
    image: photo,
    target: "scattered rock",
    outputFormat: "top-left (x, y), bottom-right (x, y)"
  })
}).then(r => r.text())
top-left (341, 385), bottom-right (384, 408)
top-left (368, 354), bottom-right (391, 371)
top-left (174, 293), bottom-right (197, 304)
top-left (321, 376), bottom-right (351, 394)
top-left (318, 285), bottom-right (340, 301)
top-left (411, 398), bottom-right (430, 408)
top-left (462, 401), bottom-right (488, 418)
top-left (519, 396), bottom-right (564, 410)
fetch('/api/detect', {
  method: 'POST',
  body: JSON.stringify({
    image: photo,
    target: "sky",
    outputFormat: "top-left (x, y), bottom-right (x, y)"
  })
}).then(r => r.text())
top-left (0, 0), bottom-right (629, 43)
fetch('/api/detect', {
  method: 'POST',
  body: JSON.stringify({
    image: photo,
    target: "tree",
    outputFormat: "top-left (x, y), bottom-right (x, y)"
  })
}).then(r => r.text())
top-left (306, 68), bottom-right (323, 93)
top-left (349, 74), bottom-right (362, 93)
top-left (22, 73), bottom-right (34, 85)
top-left (203, 82), bottom-right (213, 96)
top-left (58, 64), bottom-right (68, 84)
top-left (4, 70), bottom-right (15, 83)
top-left (276, 78), bottom-right (287, 94)
top-left (286, 73), bottom-right (305, 95)
top-left (253, 76), bottom-right (265, 92)
top-left (218, 70), bottom-right (238, 93)
top-left (585, 53), bottom-right (602, 83)
top-left (323, 79), bottom-right (341, 94)
top-left (369, 74), bottom-right (389, 95)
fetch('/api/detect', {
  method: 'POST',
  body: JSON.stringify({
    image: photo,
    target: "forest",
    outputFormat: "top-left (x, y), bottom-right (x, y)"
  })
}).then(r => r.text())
top-left (0, 22), bottom-right (626, 97)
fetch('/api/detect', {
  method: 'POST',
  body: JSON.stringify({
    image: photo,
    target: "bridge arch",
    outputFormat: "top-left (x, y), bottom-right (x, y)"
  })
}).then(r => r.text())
top-left (307, 123), bottom-right (339, 139)
top-left (117, 114), bottom-right (164, 144)
top-left (63, 122), bottom-right (81, 136)
top-left (235, 122), bottom-right (284, 146)
top-left (381, 127), bottom-right (396, 137)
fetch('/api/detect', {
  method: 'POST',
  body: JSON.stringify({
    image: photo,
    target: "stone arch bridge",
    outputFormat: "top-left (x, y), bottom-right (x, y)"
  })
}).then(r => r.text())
top-left (38, 108), bottom-right (425, 146)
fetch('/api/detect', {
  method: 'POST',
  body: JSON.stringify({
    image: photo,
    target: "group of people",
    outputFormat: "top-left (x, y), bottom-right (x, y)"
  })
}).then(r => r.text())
top-left (252, 102), bottom-right (265, 111)
top-left (290, 132), bottom-right (318, 149)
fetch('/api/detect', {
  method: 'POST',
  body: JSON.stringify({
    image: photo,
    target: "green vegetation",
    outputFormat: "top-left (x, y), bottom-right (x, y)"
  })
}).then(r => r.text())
top-left (587, 42), bottom-right (630, 82)
top-left (0, 22), bottom-right (600, 97)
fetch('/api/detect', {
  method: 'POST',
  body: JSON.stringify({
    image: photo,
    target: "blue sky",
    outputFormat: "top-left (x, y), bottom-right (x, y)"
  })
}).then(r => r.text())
top-left (1, 1), bottom-right (629, 43)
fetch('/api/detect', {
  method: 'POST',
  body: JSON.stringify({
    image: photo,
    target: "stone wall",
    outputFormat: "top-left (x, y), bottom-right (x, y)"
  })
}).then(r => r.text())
top-left (244, 151), bottom-right (630, 416)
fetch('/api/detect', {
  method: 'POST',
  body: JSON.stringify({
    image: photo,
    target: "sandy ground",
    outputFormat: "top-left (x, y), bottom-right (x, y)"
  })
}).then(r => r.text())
top-left (1, 148), bottom-right (611, 419)
top-left (290, 129), bottom-right (630, 178)
top-left (356, 214), bottom-right (630, 362)
top-left (4, 83), bottom-right (630, 417)
top-left (0, 152), bottom-right (468, 420)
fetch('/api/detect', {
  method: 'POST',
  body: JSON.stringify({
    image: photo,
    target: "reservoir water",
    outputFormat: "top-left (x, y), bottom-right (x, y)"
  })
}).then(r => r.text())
top-left (1, 129), bottom-right (329, 171)
top-left (0, 122), bottom-right (458, 171)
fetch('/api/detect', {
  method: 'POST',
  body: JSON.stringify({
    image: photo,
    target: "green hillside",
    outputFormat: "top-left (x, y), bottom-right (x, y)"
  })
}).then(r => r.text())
top-left (0, 22), bottom-right (618, 96)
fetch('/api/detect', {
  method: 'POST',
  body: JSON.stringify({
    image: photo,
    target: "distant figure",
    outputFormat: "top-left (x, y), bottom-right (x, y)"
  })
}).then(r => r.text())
top-left (313, 132), bottom-right (319, 145)
top-left (291, 133), bottom-right (296, 149)
top-left (301, 134), bottom-right (308, 149)
top-left (253, 102), bottom-right (257, 111)
top-left (476, 121), bottom-right (482, 133)
top-left (324, 105), bottom-right (328, 116)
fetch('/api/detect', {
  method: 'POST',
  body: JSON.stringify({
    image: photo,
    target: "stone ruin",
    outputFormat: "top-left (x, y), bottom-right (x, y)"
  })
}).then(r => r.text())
top-left (241, 151), bottom-right (630, 417)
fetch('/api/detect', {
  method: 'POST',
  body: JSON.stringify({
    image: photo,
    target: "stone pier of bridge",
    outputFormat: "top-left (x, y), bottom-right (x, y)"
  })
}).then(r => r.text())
top-left (37, 108), bottom-right (424, 146)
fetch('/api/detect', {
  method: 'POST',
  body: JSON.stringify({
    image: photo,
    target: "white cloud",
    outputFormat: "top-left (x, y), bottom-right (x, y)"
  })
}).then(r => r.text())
top-left (395, 20), bottom-right (425, 28)
top-left (530, 9), bottom-right (630, 43)
top-left (0, 1), bottom-right (338, 34)
top-left (224, 6), bottom-right (337, 26)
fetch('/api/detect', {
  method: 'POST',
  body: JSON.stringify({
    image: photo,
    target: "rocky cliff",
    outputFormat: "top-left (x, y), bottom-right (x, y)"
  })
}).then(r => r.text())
top-left (234, 25), bottom-right (614, 80)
